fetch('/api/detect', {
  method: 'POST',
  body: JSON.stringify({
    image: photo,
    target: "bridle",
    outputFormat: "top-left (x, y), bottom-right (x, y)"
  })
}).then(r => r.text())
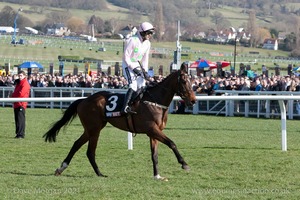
top-left (176, 70), bottom-right (190, 100)
top-left (142, 69), bottom-right (190, 109)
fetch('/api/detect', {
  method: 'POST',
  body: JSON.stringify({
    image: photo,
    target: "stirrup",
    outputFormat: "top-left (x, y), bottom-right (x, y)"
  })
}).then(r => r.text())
top-left (124, 106), bottom-right (137, 114)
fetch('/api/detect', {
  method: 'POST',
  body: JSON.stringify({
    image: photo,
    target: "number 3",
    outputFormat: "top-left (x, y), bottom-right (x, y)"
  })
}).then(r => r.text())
top-left (106, 95), bottom-right (118, 111)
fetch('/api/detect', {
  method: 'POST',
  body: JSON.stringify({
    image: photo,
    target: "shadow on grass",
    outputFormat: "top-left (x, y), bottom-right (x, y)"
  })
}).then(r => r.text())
top-left (164, 127), bottom-right (256, 131)
top-left (0, 171), bottom-right (94, 178)
top-left (202, 146), bottom-right (276, 150)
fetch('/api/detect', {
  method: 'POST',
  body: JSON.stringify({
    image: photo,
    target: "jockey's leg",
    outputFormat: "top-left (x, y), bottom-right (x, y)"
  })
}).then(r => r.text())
top-left (121, 88), bottom-right (136, 114)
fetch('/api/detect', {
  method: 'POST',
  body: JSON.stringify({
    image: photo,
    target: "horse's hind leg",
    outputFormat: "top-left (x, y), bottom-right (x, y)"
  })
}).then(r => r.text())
top-left (86, 133), bottom-right (106, 177)
top-left (148, 130), bottom-right (190, 178)
top-left (55, 133), bottom-right (89, 175)
top-left (162, 136), bottom-right (190, 170)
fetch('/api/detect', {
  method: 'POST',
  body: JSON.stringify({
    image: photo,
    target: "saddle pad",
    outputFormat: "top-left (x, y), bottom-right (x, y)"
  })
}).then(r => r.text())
top-left (105, 93), bottom-right (125, 117)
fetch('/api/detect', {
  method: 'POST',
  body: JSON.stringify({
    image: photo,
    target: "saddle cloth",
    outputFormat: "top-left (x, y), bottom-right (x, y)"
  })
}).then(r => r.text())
top-left (105, 93), bottom-right (125, 118)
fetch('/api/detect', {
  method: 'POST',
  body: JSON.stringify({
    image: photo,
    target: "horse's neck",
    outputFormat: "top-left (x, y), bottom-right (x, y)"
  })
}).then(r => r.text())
top-left (147, 73), bottom-right (177, 106)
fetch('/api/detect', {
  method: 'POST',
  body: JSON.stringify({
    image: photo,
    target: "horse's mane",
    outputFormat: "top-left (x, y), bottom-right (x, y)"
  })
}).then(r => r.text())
top-left (146, 69), bottom-right (178, 89)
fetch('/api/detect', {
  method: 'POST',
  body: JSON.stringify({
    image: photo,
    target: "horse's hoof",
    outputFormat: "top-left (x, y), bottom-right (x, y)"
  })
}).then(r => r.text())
top-left (54, 169), bottom-right (61, 176)
top-left (154, 175), bottom-right (169, 182)
top-left (182, 165), bottom-right (190, 171)
top-left (99, 174), bottom-right (108, 178)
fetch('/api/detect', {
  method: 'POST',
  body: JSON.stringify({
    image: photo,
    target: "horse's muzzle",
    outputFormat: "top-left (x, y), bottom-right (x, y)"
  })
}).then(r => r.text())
top-left (185, 98), bottom-right (196, 107)
top-left (187, 101), bottom-right (196, 107)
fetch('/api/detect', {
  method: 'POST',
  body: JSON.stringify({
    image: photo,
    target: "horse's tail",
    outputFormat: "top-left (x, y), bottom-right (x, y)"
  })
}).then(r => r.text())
top-left (43, 98), bottom-right (84, 142)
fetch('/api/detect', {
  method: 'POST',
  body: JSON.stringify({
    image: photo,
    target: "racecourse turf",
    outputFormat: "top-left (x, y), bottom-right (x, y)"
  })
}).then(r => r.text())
top-left (0, 107), bottom-right (300, 199)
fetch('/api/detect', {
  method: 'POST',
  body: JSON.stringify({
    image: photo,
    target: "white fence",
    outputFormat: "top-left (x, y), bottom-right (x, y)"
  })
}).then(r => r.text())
top-left (2, 87), bottom-right (300, 119)
top-left (2, 94), bottom-right (300, 151)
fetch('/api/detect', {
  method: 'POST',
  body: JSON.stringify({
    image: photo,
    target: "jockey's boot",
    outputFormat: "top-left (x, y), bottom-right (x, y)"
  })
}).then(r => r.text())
top-left (121, 88), bottom-right (137, 114)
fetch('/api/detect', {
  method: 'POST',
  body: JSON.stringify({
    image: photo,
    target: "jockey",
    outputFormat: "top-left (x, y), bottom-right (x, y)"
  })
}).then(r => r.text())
top-left (121, 22), bottom-right (154, 114)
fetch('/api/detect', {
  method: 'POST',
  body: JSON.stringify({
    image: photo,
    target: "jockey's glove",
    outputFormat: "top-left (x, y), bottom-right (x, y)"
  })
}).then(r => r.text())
top-left (133, 68), bottom-right (142, 76)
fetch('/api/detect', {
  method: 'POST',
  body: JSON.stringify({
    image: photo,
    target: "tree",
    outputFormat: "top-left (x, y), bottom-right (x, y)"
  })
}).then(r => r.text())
top-left (66, 17), bottom-right (85, 33)
top-left (257, 27), bottom-right (271, 44)
top-left (154, 0), bottom-right (165, 41)
top-left (0, 6), bottom-right (16, 26)
top-left (269, 28), bottom-right (279, 38)
top-left (0, 6), bottom-right (33, 29)
top-left (105, 18), bottom-right (121, 34)
top-left (283, 33), bottom-right (297, 51)
top-left (18, 15), bottom-right (34, 29)
top-left (195, 1), bottom-right (210, 17)
top-left (210, 11), bottom-right (226, 32)
top-left (247, 10), bottom-right (259, 47)
top-left (88, 15), bottom-right (105, 33)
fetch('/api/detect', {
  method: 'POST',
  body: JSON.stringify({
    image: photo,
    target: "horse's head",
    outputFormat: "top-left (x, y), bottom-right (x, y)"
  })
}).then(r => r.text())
top-left (176, 62), bottom-right (196, 106)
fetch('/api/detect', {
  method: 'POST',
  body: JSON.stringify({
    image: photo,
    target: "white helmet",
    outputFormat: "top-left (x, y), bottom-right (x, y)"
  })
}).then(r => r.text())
top-left (139, 22), bottom-right (154, 33)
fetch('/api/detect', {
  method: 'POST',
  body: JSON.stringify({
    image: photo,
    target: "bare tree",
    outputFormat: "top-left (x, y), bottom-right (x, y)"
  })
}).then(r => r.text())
top-left (154, 0), bottom-right (165, 41)
top-left (88, 15), bottom-right (105, 33)
top-left (107, 18), bottom-right (122, 35)
top-left (210, 11), bottom-right (226, 32)
top-left (0, 6), bottom-right (16, 26)
top-left (0, 6), bottom-right (33, 29)
top-left (247, 10), bottom-right (259, 47)
top-left (66, 17), bottom-right (85, 33)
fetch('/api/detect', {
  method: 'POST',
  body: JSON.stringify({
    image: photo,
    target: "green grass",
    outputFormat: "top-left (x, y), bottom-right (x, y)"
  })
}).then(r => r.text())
top-left (1, 107), bottom-right (300, 199)
top-left (0, 2), bottom-right (143, 24)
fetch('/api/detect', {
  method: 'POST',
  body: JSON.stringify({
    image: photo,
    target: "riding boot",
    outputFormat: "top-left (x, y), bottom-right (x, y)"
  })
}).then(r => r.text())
top-left (121, 88), bottom-right (137, 114)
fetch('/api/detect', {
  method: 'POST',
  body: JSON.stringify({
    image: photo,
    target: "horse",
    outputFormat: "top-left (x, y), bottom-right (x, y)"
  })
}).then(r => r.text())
top-left (43, 62), bottom-right (196, 181)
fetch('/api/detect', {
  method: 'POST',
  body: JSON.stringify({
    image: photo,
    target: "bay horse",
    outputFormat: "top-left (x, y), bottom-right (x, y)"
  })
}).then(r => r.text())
top-left (43, 62), bottom-right (196, 180)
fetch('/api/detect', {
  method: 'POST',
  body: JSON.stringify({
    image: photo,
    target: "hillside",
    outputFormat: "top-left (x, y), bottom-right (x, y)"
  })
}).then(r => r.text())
top-left (0, 1), bottom-right (141, 25)
top-left (1, 0), bottom-right (300, 33)
top-left (0, 0), bottom-right (300, 75)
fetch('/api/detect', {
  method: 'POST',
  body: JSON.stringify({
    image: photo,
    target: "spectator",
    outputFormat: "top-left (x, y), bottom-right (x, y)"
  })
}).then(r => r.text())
top-left (85, 75), bottom-right (93, 88)
top-left (262, 65), bottom-right (267, 76)
top-left (0, 76), bottom-right (5, 86)
top-left (255, 79), bottom-right (262, 91)
top-left (11, 70), bottom-right (31, 139)
top-left (55, 76), bottom-right (64, 87)
top-left (5, 75), bottom-right (14, 87)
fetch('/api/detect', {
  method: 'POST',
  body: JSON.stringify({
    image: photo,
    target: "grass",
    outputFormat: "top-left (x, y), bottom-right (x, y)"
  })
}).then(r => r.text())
top-left (0, 2), bottom-right (142, 24)
top-left (1, 107), bottom-right (300, 199)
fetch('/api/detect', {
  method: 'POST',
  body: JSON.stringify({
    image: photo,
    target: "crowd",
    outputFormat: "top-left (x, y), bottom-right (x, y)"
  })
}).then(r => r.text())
top-left (191, 72), bottom-right (300, 95)
top-left (0, 71), bottom-right (165, 89)
top-left (0, 66), bottom-right (300, 95)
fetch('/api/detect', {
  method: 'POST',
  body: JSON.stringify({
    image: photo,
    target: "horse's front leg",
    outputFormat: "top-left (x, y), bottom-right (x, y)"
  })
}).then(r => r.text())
top-left (150, 138), bottom-right (168, 181)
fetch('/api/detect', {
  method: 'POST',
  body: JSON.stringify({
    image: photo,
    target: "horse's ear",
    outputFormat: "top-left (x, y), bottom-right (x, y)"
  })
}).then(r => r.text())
top-left (180, 62), bottom-right (188, 73)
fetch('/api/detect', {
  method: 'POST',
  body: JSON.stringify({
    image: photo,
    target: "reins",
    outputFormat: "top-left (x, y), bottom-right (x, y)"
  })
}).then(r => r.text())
top-left (143, 70), bottom-right (185, 108)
